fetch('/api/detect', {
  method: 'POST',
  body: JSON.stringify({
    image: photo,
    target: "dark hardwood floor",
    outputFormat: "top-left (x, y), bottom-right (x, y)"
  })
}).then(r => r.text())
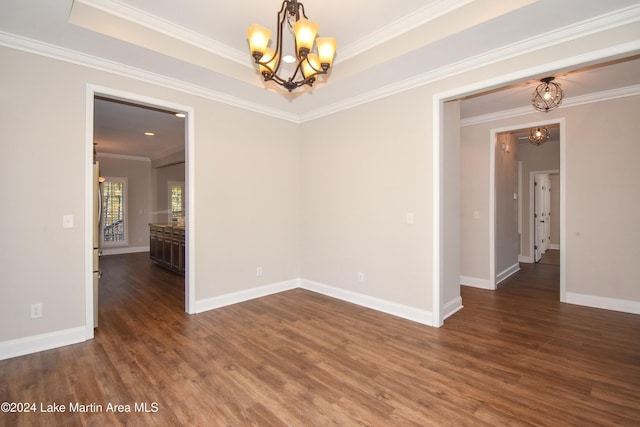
top-left (1, 253), bottom-right (639, 426)
top-left (538, 249), bottom-right (560, 266)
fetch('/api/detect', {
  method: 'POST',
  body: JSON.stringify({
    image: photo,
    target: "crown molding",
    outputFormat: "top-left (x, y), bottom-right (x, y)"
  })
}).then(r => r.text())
top-left (96, 152), bottom-right (151, 162)
top-left (337, 0), bottom-right (473, 63)
top-left (76, 0), bottom-right (472, 68)
top-left (1, 3), bottom-right (639, 124)
top-left (73, 0), bottom-right (249, 68)
top-left (150, 145), bottom-right (186, 162)
top-left (460, 84), bottom-right (640, 127)
top-left (300, 4), bottom-right (640, 122)
top-left (0, 31), bottom-right (299, 123)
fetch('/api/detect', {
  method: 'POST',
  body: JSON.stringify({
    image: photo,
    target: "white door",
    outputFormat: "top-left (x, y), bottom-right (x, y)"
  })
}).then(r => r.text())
top-left (534, 174), bottom-right (549, 262)
top-left (543, 177), bottom-right (551, 252)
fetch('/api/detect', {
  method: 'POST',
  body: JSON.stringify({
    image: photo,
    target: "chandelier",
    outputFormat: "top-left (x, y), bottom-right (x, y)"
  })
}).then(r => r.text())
top-left (246, 0), bottom-right (336, 92)
top-left (531, 77), bottom-right (564, 112)
top-left (528, 127), bottom-right (550, 146)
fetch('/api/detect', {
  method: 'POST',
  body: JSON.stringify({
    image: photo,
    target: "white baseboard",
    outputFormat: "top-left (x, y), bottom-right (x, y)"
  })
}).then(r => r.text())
top-left (443, 296), bottom-right (463, 320)
top-left (300, 279), bottom-right (434, 326)
top-left (497, 263), bottom-right (520, 284)
top-left (565, 292), bottom-right (640, 315)
top-left (194, 279), bottom-right (299, 313)
top-left (0, 326), bottom-right (86, 361)
top-left (101, 246), bottom-right (149, 256)
top-left (519, 254), bottom-right (534, 263)
top-left (460, 275), bottom-right (493, 290)
top-left (549, 244), bottom-right (560, 250)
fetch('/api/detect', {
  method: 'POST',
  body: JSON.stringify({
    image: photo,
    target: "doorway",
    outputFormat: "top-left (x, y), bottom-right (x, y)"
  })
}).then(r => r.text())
top-left (85, 85), bottom-right (196, 338)
top-left (436, 82), bottom-right (572, 327)
top-left (489, 121), bottom-right (562, 289)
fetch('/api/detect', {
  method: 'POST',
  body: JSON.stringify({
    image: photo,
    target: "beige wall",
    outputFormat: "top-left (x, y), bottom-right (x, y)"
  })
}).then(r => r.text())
top-left (195, 109), bottom-right (301, 299)
top-left (1, 49), bottom-right (88, 339)
top-left (442, 101), bottom-right (462, 311)
top-left (565, 96), bottom-right (640, 301)
top-left (460, 123), bottom-right (491, 282)
top-left (495, 132), bottom-right (519, 277)
top-left (300, 91), bottom-right (433, 311)
top-left (0, 46), bottom-right (300, 342)
top-left (1, 18), bottom-right (639, 351)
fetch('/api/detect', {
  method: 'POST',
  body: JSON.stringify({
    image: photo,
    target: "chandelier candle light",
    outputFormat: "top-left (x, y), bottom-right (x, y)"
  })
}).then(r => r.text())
top-left (246, 0), bottom-right (336, 92)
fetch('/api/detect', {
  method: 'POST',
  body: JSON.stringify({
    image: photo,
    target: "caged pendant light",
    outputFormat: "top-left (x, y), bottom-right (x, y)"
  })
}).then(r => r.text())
top-left (246, 0), bottom-right (336, 92)
top-left (528, 127), bottom-right (551, 146)
top-left (531, 77), bottom-right (564, 112)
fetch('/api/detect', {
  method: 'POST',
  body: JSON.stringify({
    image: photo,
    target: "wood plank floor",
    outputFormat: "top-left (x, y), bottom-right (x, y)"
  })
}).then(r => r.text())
top-left (538, 249), bottom-right (560, 266)
top-left (1, 253), bottom-right (639, 426)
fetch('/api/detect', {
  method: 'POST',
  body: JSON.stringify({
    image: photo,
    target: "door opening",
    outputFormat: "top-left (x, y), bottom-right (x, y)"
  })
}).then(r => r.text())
top-left (85, 85), bottom-right (195, 338)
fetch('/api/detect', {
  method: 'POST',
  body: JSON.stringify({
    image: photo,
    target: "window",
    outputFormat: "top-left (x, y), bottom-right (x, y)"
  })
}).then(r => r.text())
top-left (101, 177), bottom-right (128, 246)
top-left (169, 181), bottom-right (185, 223)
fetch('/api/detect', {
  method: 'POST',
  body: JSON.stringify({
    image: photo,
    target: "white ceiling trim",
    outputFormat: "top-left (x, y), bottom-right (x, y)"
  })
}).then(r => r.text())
top-left (299, 6), bottom-right (640, 122)
top-left (0, 30), bottom-right (299, 123)
top-left (77, 0), bottom-right (473, 68)
top-left (337, 0), bottom-right (473, 63)
top-left (96, 152), bottom-right (151, 162)
top-left (72, 0), bottom-right (250, 67)
top-left (1, 3), bottom-right (639, 124)
top-left (460, 84), bottom-right (640, 127)
top-left (522, 3), bottom-right (640, 52)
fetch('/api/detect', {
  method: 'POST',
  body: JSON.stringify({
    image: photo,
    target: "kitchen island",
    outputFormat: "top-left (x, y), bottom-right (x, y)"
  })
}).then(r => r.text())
top-left (149, 223), bottom-right (185, 274)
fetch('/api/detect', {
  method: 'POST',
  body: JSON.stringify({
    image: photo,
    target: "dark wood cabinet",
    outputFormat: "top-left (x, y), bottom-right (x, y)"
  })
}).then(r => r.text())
top-left (149, 224), bottom-right (185, 274)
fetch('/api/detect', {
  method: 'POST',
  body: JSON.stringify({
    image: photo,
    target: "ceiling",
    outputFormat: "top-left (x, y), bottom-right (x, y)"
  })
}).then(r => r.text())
top-left (93, 97), bottom-right (186, 159)
top-left (1, 0), bottom-right (639, 159)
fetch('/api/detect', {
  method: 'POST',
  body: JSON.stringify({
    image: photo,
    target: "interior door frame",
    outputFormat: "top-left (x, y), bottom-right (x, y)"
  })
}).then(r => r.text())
top-left (84, 84), bottom-right (196, 339)
top-left (487, 119), bottom-right (564, 290)
top-left (433, 54), bottom-right (613, 327)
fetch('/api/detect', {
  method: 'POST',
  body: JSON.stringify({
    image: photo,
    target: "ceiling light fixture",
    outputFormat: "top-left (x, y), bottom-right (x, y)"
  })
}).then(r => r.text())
top-left (144, 132), bottom-right (155, 136)
top-left (531, 77), bottom-right (564, 112)
top-left (528, 127), bottom-right (550, 146)
top-left (246, 0), bottom-right (336, 92)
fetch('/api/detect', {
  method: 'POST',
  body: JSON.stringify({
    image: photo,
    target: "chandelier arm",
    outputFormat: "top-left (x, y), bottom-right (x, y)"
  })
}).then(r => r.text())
top-left (272, 1), bottom-right (290, 75)
top-left (285, 61), bottom-right (312, 91)
top-left (252, 1), bottom-right (288, 75)
top-left (305, 57), bottom-right (323, 75)
top-left (294, 1), bottom-right (308, 20)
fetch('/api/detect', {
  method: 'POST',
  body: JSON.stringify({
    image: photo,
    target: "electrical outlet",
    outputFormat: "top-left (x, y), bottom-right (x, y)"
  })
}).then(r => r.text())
top-left (30, 303), bottom-right (42, 319)
top-left (358, 272), bottom-right (365, 283)
top-left (256, 267), bottom-right (263, 277)
top-left (62, 214), bottom-right (74, 228)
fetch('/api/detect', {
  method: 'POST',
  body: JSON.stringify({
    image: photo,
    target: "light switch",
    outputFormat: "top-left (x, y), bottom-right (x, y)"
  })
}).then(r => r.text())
top-left (406, 213), bottom-right (414, 225)
top-left (63, 214), bottom-right (74, 228)
top-left (473, 211), bottom-right (480, 220)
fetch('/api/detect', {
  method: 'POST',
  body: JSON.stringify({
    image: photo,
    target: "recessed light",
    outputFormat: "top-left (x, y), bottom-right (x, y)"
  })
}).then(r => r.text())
top-left (282, 55), bottom-right (296, 64)
top-left (175, 113), bottom-right (186, 118)
top-left (144, 132), bottom-right (155, 136)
